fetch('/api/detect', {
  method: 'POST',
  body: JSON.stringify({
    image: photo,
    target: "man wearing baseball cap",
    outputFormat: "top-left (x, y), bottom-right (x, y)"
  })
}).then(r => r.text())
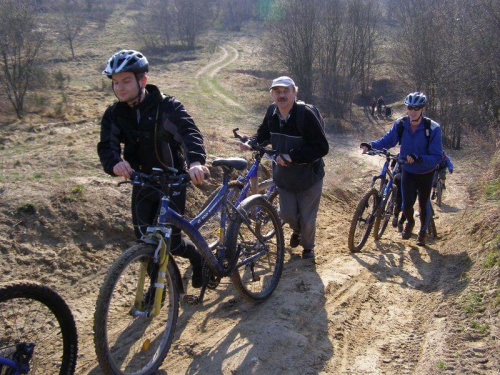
top-left (241, 76), bottom-right (329, 259)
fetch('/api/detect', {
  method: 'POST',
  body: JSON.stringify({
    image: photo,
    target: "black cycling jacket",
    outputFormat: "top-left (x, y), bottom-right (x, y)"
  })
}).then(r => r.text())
top-left (98, 84), bottom-right (206, 175)
top-left (253, 102), bottom-right (329, 192)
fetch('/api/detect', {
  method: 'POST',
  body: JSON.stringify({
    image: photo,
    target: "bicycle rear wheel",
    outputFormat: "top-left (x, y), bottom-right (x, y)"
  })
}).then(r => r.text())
top-left (348, 188), bottom-right (379, 252)
top-left (373, 186), bottom-right (396, 240)
top-left (226, 195), bottom-right (285, 303)
top-left (94, 243), bottom-right (179, 375)
top-left (0, 281), bottom-right (78, 374)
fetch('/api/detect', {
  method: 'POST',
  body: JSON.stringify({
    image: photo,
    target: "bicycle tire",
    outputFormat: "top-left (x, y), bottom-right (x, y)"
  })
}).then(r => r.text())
top-left (436, 180), bottom-right (443, 207)
top-left (94, 243), bottom-right (179, 375)
top-left (226, 195), bottom-right (285, 303)
top-left (0, 281), bottom-right (78, 374)
top-left (373, 186), bottom-right (396, 240)
top-left (348, 188), bottom-right (378, 253)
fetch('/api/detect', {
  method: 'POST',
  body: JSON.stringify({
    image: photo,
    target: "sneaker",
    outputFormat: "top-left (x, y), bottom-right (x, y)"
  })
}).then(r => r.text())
top-left (302, 249), bottom-right (315, 259)
top-left (417, 231), bottom-right (427, 246)
top-left (402, 221), bottom-right (415, 240)
top-left (289, 232), bottom-right (301, 248)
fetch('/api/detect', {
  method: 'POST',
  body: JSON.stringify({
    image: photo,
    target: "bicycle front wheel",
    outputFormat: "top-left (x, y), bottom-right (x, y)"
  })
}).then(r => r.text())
top-left (227, 195), bottom-right (285, 303)
top-left (348, 188), bottom-right (379, 252)
top-left (94, 244), bottom-right (179, 375)
top-left (373, 186), bottom-right (396, 240)
top-left (0, 281), bottom-right (78, 375)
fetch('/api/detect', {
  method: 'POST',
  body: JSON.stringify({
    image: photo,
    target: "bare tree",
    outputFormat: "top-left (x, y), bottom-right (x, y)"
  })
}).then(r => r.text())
top-left (218, 0), bottom-right (258, 31)
top-left (0, 0), bottom-right (45, 118)
top-left (266, 0), bottom-right (318, 102)
top-left (134, 0), bottom-right (173, 51)
top-left (55, 1), bottom-right (86, 60)
top-left (172, 0), bottom-right (212, 49)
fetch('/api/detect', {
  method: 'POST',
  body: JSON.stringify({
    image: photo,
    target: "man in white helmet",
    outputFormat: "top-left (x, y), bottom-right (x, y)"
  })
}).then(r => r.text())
top-left (98, 49), bottom-right (209, 288)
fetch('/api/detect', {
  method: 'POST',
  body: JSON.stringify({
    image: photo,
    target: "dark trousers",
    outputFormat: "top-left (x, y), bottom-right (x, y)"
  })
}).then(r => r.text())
top-left (401, 170), bottom-right (434, 232)
top-left (131, 185), bottom-right (201, 261)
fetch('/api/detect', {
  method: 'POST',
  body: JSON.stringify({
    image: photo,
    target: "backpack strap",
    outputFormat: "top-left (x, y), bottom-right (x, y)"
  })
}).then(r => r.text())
top-left (396, 116), bottom-right (408, 145)
top-left (397, 115), bottom-right (432, 151)
top-left (296, 100), bottom-right (306, 132)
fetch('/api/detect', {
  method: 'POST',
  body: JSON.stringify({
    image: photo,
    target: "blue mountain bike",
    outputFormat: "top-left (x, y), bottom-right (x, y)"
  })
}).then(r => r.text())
top-left (94, 161), bottom-right (284, 375)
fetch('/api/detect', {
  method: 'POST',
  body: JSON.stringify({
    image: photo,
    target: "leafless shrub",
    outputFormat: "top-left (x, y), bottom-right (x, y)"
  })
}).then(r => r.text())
top-left (0, 0), bottom-right (45, 118)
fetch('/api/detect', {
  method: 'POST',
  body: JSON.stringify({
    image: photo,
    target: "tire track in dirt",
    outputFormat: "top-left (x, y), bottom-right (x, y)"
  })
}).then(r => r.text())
top-left (195, 45), bottom-right (242, 109)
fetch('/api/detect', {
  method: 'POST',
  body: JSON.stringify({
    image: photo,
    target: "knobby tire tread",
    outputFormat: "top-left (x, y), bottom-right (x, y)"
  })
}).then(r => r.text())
top-left (94, 243), bottom-right (179, 375)
top-left (0, 281), bottom-right (78, 375)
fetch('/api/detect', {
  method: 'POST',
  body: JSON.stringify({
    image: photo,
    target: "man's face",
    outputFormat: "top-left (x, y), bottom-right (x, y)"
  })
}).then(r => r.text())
top-left (271, 86), bottom-right (296, 109)
top-left (407, 105), bottom-right (424, 123)
top-left (111, 72), bottom-right (143, 103)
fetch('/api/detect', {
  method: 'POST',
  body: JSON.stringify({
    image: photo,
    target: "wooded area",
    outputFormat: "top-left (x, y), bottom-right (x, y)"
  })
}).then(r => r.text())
top-left (0, 0), bottom-right (499, 149)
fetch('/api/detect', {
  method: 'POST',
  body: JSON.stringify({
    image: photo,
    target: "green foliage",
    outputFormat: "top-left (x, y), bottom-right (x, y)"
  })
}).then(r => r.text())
top-left (71, 184), bottom-right (84, 196)
top-left (463, 291), bottom-right (484, 314)
top-left (17, 202), bottom-right (36, 214)
top-left (470, 321), bottom-right (489, 334)
top-left (53, 69), bottom-right (71, 90)
top-left (436, 361), bottom-right (445, 370)
top-left (484, 180), bottom-right (499, 200)
top-left (483, 250), bottom-right (499, 268)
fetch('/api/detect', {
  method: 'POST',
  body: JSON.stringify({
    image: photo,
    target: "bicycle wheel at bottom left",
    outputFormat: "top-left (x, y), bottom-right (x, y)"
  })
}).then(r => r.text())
top-left (94, 243), bottom-right (179, 375)
top-left (0, 281), bottom-right (78, 374)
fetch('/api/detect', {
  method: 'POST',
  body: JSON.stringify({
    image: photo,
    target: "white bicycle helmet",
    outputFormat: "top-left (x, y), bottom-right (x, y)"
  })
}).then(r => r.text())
top-left (103, 50), bottom-right (149, 78)
top-left (404, 92), bottom-right (427, 106)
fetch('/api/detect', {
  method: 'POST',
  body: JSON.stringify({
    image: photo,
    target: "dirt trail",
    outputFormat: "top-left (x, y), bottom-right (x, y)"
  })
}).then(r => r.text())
top-left (195, 45), bottom-right (242, 109)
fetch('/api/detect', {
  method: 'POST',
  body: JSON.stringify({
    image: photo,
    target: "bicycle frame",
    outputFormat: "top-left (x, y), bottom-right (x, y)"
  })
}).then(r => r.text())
top-left (0, 343), bottom-right (33, 374)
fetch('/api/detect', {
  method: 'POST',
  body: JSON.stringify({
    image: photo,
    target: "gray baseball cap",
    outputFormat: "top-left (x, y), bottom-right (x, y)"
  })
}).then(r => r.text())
top-left (270, 76), bottom-right (296, 90)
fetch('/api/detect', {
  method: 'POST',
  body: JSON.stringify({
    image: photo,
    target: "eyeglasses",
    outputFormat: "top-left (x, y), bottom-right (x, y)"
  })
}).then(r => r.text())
top-left (407, 106), bottom-right (423, 111)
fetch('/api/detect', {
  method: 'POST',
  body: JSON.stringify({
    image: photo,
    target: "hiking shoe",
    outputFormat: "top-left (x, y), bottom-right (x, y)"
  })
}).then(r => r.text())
top-left (302, 249), bottom-right (315, 259)
top-left (192, 261), bottom-right (204, 288)
top-left (402, 221), bottom-right (415, 240)
top-left (289, 232), bottom-right (301, 248)
top-left (397, 220), bottom-right (404, 233)
top-left (392, 215), bottom-right (399, 228)
top-left (416, 231), bottom-right (427, 246)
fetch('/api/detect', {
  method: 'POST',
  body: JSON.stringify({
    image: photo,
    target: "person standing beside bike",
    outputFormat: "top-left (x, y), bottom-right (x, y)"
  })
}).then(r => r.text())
top-left (97, 49), bottom-right (209, 288)
top-left (241, 76), bottom-right (329, 259)
top-left (360, 92), bottom-right (443, 246)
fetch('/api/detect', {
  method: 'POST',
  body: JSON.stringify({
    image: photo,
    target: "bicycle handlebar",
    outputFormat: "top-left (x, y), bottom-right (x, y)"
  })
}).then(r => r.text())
top-left (367, 149), bottom-right (406, 164)
top-left (232, 128), bottom-right (280, 158)
top-left (117, 168), bottom-right (192, 191)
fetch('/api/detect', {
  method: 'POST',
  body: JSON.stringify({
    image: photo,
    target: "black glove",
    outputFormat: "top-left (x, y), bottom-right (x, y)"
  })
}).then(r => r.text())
top-left (360, 142), bottom-right (372, 151)
top-left (408, 153), bottom-right (422, 163)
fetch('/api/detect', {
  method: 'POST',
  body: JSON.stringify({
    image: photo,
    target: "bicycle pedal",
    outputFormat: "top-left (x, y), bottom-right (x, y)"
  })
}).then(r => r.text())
top-left (182, 294), bottom-right (200, 306)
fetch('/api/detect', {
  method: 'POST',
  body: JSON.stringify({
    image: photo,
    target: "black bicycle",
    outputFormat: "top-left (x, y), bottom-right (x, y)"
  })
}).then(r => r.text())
top-left (0, 281), bottom-right (78, 374)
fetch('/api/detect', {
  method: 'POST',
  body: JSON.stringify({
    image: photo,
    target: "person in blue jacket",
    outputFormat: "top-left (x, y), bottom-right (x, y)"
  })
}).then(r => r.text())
top-left (360, 92), bottom-right (443, 246)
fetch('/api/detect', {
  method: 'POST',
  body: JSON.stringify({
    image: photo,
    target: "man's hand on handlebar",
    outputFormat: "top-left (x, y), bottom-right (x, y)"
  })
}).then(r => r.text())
top-left (189, 162), bottom-right (210, 185)
top-left (113, 160), bottom-right (133, 179)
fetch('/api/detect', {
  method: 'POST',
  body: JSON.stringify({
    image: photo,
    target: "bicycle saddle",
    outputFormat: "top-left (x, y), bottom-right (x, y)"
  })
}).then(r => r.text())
top-left (212, 157), bottom-right (248, 171)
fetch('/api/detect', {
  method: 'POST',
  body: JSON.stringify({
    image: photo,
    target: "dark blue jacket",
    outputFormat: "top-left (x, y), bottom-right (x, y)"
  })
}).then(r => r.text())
top-left (370, 116), bottom-right (443, 174)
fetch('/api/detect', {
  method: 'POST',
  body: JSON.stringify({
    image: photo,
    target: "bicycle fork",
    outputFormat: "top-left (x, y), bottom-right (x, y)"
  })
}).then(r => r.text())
top-left (132, 230), bottom-right (172, 319)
